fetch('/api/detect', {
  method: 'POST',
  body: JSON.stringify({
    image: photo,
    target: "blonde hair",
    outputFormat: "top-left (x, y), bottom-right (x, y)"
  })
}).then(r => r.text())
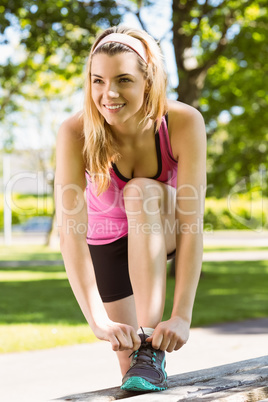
top-left (83, 25), bottom-right (167, 195)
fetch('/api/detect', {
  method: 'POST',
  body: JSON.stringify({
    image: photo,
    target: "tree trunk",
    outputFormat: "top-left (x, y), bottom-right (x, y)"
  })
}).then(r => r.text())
top-left (172, 0), bottom-right (230, 107)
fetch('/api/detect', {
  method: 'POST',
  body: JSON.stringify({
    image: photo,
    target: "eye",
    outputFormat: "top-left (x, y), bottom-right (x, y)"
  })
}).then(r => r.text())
top-left (92, 79), bottom-right (103, 84)
top-left (119, 78), bottom-right (131, 83)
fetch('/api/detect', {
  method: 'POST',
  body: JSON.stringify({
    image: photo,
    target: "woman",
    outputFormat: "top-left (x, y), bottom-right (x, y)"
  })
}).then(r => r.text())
top-left (55, 25), bottom-right (206, 392)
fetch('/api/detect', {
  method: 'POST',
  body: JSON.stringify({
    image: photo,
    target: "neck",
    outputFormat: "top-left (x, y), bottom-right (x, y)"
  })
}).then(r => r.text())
top-left (111, 117), bottom-right (155, 146)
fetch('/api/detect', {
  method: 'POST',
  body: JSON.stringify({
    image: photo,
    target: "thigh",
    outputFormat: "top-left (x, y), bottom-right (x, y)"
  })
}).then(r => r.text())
top-left (89, 238), bottom-right (138, 334)
top-left (161, 183), bottom-right (177, 255)
top-left (150, 180), bottom-right (177, 255)
top-left (124, 177), bottom-right (177, 255)
top-left (88, 236), bottom-right (133, 303)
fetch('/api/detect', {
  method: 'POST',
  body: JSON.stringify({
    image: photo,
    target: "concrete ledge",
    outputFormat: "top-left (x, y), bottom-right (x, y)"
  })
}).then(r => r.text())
top-left (55, 355), bottom-right (268, 401)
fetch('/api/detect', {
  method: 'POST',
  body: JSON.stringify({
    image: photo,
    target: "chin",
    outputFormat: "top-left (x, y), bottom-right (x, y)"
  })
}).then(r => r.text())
top-left (104, 114), bottom-right (128, 125)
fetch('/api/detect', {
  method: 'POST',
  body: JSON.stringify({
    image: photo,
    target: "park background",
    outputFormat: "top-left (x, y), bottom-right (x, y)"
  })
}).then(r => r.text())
top-left (0, 0), bottom-right (267, 354)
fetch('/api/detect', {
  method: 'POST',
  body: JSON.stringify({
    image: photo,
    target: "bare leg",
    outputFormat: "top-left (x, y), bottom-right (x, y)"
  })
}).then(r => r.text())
top-left (123, 178), bottom-right (176, 328)
top-left (103, 178), bottom-right (176, 376)
top-left (104, 295), bottom-right (138, 376)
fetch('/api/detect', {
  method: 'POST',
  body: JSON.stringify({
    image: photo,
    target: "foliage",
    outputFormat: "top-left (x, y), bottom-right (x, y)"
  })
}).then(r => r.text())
top-left (1, 0), bottom-right (268, 196)
top-left (0, 0), bottom-right (121, 126)
top-left (0, 193), bottom-right (54, 230)
top-left (115, 0), bottom-right (268, 196)
top-left (169, 0), bottom-right (268, 196)
top-left (171, 1), bottom-right (268, 104)
top-left (204, 196), bottom-right (268, 231)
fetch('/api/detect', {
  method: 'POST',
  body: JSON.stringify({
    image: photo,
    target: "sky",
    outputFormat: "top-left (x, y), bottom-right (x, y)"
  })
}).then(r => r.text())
top-left (122, 0), bottom-right (178, 90)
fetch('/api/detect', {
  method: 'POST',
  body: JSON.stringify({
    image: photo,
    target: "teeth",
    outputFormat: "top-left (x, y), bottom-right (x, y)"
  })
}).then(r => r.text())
top-left (105, 104), bottom-right (124, 110)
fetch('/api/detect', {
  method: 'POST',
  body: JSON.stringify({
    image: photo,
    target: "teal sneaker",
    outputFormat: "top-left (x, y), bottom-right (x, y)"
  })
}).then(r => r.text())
top-left (121, 330), bottom-right (167, 392)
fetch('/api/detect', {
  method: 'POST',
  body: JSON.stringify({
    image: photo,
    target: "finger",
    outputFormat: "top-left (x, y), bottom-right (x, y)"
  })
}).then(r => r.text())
top-left (174, 338), bottom-right (185, 351)
top-left (110, 335), bottom-right (120, 351)
top-left (110, 327), bottom-right (131, 351)
top-left (159, 335), bottom-right (171, 352)
top-left (151, 332), bottom-right (163, 350)
top-left (131, 330), bottom-right (141, 351)
top-left (166, 337), bottom-right (178, 353)
top-left (119, 325), bottom-right (142, 350)
top-left (117, 331), bottom-right (133, 350)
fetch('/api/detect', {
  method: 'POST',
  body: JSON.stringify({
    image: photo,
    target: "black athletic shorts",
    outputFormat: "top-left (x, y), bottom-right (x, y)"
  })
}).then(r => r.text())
top-left (88, 236), bottom-right (176, 303)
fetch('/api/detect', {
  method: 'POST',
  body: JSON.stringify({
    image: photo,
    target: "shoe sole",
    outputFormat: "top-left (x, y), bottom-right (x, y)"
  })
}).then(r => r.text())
top-left (121, 376), bottom-right (167, 392)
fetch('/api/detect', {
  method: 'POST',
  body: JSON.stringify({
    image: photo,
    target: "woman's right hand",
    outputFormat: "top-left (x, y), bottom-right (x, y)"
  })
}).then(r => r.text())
top-left (93, 320), bottom-right (141, 352)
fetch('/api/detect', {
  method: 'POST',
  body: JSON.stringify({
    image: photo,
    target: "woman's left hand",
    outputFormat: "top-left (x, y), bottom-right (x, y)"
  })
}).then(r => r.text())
top-left (146, 316), bottom-right (190, 353)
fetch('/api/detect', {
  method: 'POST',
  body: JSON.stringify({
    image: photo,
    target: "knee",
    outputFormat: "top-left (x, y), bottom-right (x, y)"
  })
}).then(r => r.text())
top-left (123, 178), bottom-right (163, 216)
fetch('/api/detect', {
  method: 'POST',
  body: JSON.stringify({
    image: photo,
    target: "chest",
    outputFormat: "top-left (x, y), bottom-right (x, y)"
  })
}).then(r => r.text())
top-left (113, 133), bottom-right (160, 180)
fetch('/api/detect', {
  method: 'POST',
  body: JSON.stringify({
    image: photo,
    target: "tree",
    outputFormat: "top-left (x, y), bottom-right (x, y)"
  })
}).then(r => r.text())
top-left (202, 3), bottom-right (268, 196)
top-left (172, 0), bottom-right (268, 196)
top-left (0, 0), bottom-right (121, 122)
top-left (1, 0), bottom-right (267, 197)
top-left (120, 0), bottom-right (268, 197)
top-left (0, 0), bottom-right (122, 244)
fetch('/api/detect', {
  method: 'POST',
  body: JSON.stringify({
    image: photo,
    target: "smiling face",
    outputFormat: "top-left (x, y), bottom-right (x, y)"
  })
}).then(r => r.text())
top-left (90, 52), bottom-right (148, 128)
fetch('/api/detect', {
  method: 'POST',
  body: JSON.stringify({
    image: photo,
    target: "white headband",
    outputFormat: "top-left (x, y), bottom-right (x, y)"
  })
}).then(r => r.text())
top-left (93, 33), bottom-right (148, 64)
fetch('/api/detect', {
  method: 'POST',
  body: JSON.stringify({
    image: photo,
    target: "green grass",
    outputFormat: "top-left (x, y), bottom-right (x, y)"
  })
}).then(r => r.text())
top-left (203, 246), bottom-right (267, 252)
top-left (0, 261), bottom-right (97, 353)
top-left (165, 260), bottom-right (268, 327)
top-left (0, 245), bottom-right (62, 261)
top-left (0, 245), bottom-right (267, 353)
top-left (0, 244), bottom-right (267, 261)
top-left (0, 324), bottom-right (96, 353)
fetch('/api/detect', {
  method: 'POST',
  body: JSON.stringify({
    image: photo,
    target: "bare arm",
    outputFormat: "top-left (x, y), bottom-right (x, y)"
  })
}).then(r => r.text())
top-left (148, 101), bottom-right (207, 352)
top-left (170, 102), bottom-right (206, 323)
top-left (55, 114), bottom-right (140, 351)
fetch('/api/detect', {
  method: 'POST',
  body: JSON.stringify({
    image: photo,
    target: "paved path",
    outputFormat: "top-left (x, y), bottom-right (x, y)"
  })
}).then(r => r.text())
top-left (1, 230), bottom-right (268, 246)
top-left (0, 260), bottom-right (63, 267)
top-left (1, 249), bottom-right (268, 268)
top-left (203, 230), bottom-right (268, 247)
top-left (203, 250), bottom-right (268, 261)
top-left (1, 318), bottom-right (268, 402)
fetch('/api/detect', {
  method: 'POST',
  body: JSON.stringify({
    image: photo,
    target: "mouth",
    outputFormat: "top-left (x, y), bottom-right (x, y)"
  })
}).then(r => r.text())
top-left (104, 103), bottom-right (126, 111)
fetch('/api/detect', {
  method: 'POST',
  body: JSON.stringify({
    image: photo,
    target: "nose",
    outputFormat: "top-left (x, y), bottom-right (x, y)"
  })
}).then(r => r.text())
top-left (106, 82), bottom-right (119, 99)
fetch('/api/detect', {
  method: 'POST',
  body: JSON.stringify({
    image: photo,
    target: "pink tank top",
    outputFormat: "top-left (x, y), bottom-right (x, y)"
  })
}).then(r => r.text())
top-left (85, 114), bottom-right (178, 245)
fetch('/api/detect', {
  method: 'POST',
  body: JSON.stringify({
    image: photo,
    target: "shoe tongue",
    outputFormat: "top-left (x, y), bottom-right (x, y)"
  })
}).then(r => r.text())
top-left (135, 341), bottom-right (153, 364)
top-left (137, 334), bottom-right (153, 357)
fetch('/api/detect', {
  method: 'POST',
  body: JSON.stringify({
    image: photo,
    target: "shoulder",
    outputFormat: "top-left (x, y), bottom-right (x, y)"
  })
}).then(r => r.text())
top-left (56, 110), bottom-right (86, 180)
top-left (167, 99), bottom-right (205, 131)
top-left (57, 110), bottom-right (84, 144)
top-left (166, 100), bottom-right (206, 160)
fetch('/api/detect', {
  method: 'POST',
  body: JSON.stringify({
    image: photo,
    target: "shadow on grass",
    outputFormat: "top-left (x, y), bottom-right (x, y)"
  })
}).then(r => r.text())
top-left (0, 245), bottom-right (62, 261)
top-left (0, 252), bottom-right (63, 261)
top-left (0, 264), bottom-right (65, 273)
top-left (1, 260), bottom-right (268, 328)
top-left (17, 252), bottom-right (63, 261)
top-left (165, 260), bottom-right (268, 327)
top-left (0, 278), bottom-right (86, 325)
